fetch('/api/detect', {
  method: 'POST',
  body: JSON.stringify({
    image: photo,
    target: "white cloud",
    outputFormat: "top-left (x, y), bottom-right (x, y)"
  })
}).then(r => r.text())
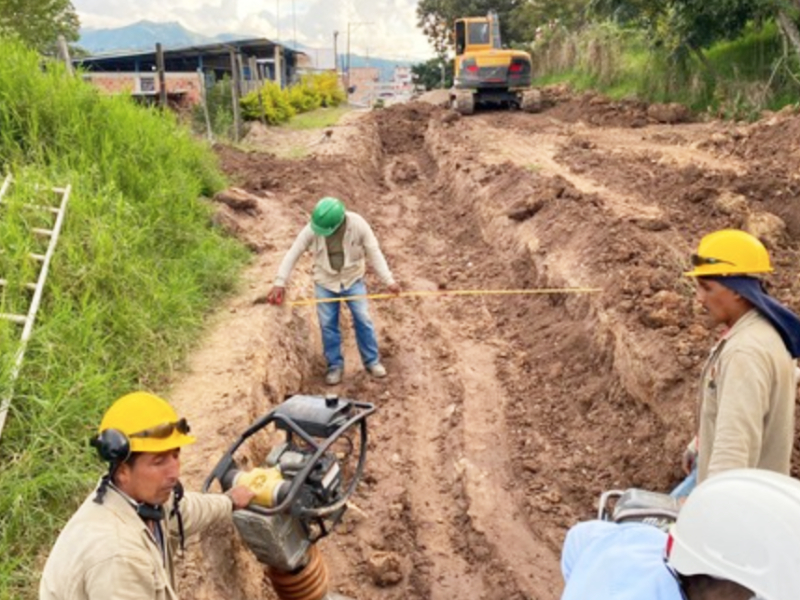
top-left (73, 0), bottom-right (435, 60)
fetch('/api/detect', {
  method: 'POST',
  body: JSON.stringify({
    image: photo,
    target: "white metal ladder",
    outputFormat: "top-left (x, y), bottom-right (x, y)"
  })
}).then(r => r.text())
top-left (0, 174), bottom-right (71, 440)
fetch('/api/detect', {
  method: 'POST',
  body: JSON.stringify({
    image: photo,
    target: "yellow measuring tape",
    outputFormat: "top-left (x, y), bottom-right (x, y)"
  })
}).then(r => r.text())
top-left (287, 287), bottom-right (603, 307)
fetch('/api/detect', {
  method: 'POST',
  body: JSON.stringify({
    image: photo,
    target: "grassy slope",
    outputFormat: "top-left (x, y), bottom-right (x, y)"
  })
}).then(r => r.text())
top-left (533, 21), bottom-right (799, 116)
top-left (0, 38), bottom-right (248, 598)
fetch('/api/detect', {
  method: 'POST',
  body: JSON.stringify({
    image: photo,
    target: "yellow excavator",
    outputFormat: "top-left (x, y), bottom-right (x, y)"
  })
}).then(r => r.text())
top-left (450, 11), bottom-right (541, 115)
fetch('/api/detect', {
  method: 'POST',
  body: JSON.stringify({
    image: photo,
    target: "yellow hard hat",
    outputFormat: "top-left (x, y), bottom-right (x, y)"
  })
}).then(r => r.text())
top-left (99, 391), bottom-right (196, 454)
top-left (683, 229), bottom-right (773, 277)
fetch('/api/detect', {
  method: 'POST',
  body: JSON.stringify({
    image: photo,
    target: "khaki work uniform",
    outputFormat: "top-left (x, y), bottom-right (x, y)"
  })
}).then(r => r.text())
top-left (274, 211), bottom-right (395, 292)
top-left (697, 310), bottom-right (797, 482)
top-left (39, 484), bottom-right (232, 600)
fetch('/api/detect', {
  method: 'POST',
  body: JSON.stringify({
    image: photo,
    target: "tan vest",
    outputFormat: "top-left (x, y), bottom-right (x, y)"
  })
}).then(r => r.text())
top-left (39, 483), bottom-right (232, 600)
top-left (697, 310), bottom-right (797, 482)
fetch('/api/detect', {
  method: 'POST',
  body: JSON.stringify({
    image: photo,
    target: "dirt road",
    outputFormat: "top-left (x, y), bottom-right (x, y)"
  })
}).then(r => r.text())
top-left (167, 93), bottom-right (800, 599)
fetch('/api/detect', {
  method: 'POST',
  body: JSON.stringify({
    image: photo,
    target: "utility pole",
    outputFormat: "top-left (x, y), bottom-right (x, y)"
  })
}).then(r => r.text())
top-left (346, 21), bottom-right (373, 102)
top-left (156, 43), bottom-right (167, 108)
top-left (292, 0), bottom-right (297, 50)
top-left (275, 0), bottom-right (280, 42)
top-left (57, 35), bottom-right (74, 76)
top-left (333, 30), bottom-right (339, 73)
top-left (229, 49), bottom-right (242, 142)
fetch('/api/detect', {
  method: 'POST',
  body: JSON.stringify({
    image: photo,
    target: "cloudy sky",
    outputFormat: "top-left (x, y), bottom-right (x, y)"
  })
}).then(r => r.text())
top-left (72, 0), bottom-right (435, 61)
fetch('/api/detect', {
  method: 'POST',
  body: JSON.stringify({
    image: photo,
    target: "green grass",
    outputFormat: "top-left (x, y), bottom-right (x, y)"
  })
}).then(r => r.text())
top-left (532, 20), bottom-right (800, 117)
top-left (0, 38), bottom-right (249, 599)
top-left (280, 105), bottom-right (352, 130)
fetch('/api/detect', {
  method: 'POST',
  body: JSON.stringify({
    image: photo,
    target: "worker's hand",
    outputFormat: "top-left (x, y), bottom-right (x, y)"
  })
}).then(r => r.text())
top-left (266, 286), bottom-right (285, 305)
top-left (681, 447), bottom-right (698, 476)
top-left (227, 485), bottom-right (257, 510)
top-left (387, 282), bottom-right (401, 296)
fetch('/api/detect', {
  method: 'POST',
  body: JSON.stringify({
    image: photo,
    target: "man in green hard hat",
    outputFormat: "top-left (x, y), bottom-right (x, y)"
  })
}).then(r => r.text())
top-left (266, 197), bottom-right (400, 385)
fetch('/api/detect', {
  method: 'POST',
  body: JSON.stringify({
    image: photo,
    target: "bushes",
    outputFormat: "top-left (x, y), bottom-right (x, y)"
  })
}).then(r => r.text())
top-left (303, 72), bottom-right (346, 108)
top-left (240, 72), bottom-right (346, 125)
top-left (241, 80), bottom-right (296, 124)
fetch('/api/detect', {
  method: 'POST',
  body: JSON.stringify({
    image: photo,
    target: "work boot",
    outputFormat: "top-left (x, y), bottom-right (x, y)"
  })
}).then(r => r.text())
top-left (366, 362), bottom-right (387, 378)
top-left (325, 367), bottom-right (343, 386)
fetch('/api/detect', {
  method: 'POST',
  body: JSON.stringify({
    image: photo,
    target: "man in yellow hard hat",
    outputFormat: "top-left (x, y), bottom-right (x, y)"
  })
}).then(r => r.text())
top-left (673, 229), bottom-right (800, 498)
top-left (39, 391), bottom-right (256, 600)
top-left (266, 196), bottom-right (400, 385)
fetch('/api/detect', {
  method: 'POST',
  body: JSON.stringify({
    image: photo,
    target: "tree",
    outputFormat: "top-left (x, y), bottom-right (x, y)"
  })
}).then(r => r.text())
top-left (412, 57), bottom-right (455, 89)
top-left (508, 0), bottom-right (590, 41)
top-left (0, 0), bottom-right (80, 53)
top-left (588, 0), bottom-right (775, 60)
top-left (776, 0), bottom-right (800, 63)
top-left (416, 0), bottom-right (525, 56)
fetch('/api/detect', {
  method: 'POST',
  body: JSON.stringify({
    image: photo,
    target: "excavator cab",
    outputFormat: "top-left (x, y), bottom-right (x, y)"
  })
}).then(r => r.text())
top-left (451, 11), bottom-right (540, 115)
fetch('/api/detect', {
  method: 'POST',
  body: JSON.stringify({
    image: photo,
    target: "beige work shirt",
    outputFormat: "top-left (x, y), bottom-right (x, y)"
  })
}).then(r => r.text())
top-left (39, 484), bottom-right (232, 600)
top-left (697, 309), bottom-right (797, 482)
top-left (274, 211), bottom-right (395, 292)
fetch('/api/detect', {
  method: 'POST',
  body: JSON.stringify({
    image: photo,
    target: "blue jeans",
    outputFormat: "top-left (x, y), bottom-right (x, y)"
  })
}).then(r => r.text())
top-left (315, 280), bottom-right (380, 370)
top-left (670, 464), bottom-right (698, 499)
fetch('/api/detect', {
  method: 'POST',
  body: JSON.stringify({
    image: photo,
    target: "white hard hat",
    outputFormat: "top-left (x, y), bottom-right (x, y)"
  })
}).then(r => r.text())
top-left (667, 469), bottom-right (800, 600)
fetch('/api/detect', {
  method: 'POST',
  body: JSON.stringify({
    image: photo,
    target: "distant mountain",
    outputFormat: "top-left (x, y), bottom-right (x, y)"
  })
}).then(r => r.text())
top-left (78, 20), bottom-right (217, 54)
top-left (281, 40), bottom-right (413, 80)
top-left (78, 20), bottom-right (414, 81)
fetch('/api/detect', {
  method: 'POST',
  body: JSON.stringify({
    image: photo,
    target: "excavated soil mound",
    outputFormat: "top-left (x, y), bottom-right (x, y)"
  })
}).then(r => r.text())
top-left (543, 88), bottom-right (692, 127)
top-left (170, 100), bottom-right (800, 600)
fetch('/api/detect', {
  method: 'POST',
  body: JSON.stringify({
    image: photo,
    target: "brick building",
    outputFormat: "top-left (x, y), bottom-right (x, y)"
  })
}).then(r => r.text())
top-left (74, 39), bottom-right (306, 108)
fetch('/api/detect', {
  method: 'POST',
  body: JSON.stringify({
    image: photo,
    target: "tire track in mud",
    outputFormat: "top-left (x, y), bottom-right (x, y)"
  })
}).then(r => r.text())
top-left (322, 106), bottom-right (562, 599)
top-left (164, 99), bottom-right (800, 600)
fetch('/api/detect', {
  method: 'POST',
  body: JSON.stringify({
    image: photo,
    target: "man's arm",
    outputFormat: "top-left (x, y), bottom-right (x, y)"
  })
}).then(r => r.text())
top-left (706, 348), bottom-right (770, 477)
top-left (175, 491), bottom-right (234, 538)
top-left (274, 225), bottom-right (315, 287)
top-left (561, 520), bottom-right (617, 582)
top-left (354, 215), bottom-right (395, 287)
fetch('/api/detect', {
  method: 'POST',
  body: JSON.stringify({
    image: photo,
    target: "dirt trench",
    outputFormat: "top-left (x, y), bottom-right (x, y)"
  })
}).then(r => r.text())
top-left (167, 98), bottom-right (800, 600)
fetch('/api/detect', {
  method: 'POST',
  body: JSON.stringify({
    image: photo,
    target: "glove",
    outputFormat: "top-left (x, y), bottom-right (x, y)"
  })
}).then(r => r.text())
top-left (266, 286), bottom-right (285, 305)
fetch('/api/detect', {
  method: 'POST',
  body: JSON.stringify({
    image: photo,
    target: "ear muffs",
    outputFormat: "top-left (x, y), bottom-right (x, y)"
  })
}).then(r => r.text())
top-left (90, 428), bottom-right (131, 463)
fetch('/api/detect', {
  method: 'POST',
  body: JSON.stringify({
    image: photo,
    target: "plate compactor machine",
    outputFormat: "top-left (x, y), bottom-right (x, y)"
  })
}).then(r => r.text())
top-left (598, 488), bottom-right (681, 531)
top-left (450, 11), bottom-right (542, 115)
top-left (204, 394), bottom-right (376, 600)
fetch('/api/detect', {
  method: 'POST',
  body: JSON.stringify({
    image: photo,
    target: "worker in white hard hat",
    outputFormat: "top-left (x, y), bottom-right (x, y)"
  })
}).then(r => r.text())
top-left (560, 469), bottom-right (800, 600)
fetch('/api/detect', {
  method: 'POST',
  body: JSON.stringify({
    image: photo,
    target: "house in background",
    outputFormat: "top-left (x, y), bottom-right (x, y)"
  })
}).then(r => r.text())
top-left (346, 66), bottom-right (381, 105)
top-left (393, 66), bottom-right (413, 95)
top-left (73, 39), bottom-right (307, 107)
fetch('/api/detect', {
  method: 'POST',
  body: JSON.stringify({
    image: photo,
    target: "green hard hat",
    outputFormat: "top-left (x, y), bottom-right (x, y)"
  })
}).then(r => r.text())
top-left (310, 197), bottom-right (346, 236)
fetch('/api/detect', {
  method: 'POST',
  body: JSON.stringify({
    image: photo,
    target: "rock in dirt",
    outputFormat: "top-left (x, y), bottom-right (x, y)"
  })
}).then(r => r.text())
top-left (507, 197), bottom-right (547, 222)
top-left (647, 103), bottom-right (690, 124)
top-left (746, 211), bottom-right (786, 247)
top-left (366, 551), bottom-right (403, 587)
top-left (640, 291), bottom-right (684, 329)
top-left (713, 191), bottom-right (749, 216)
top-left (629, 217), bottom-right (670, 232)
top-left (211, 205), bottom-right (244, 235)
top-left (213, 187), bottom-right (262, 213)
top-left (440, 110), bottom-right (461, 125)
